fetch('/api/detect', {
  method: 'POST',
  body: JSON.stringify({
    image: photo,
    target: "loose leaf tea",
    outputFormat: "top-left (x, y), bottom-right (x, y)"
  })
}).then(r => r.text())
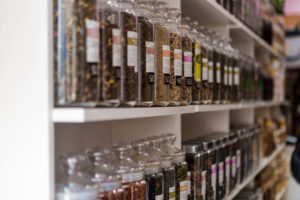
top-left (174, 161), bottom-right (188, 200)
top-left (162, 166), bottom-right (176, 200)
top-left (146, 173), bottom-right (164, 200)
top-left (181, 36), bottom-right (193, 105)
top-left (200, 46), bottom-right (209, 104)
top-left (213, 50), bottom-right (221, 104)
top-left (207, 50), bottom-right (214, 103)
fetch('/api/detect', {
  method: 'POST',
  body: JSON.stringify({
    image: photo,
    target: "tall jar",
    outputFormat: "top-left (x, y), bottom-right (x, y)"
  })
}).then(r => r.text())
top-left (211, 33), bottom-right (221, 104)
top-left (153, 2), bottom-right (170, 106)
top-left (182, 143), bottom-right (204, 200)
top-left (55, 0), bottom-right (99, 107)
top-left (219, 37), bottom-right (228, 104)
top-left (165, 8), bottom-right (182, 106)
top-left (232, 49), bottom-right (240, 102)
top-left (161, 156), bottom-right (176, 200)
top-left (206, 30), bottom-right (214, 104)
top-left (131, 139), bottom-right (164, 200)
top-left (220, 134), bottom-right (231, 196)
top-left (85, 147), bottom-right (124, 200)
top-left (180, 17), bottom-right (193, 106)
top-left (116, 0), bottom-right (138, 107)
top-left (146, 135), bottom-right (163, 160)
top-left (226, 44), bottom-right (234, 102)
top-left (135, 0), bottom-right (155, 106)
top-left (170, 152), bottom-right (188, 200)
top-left (161, 133), bottom-right (181, 155)
top-left (189, 21), bottom-right (202, 105)
top-left (229, 132), bottom-right (238, 191)
top-left (55, 153), bottom-right (98, 200)
top-left (98, 0), bottom-right (121, 107)
top-left (111, 143), bottom-right (147, 200)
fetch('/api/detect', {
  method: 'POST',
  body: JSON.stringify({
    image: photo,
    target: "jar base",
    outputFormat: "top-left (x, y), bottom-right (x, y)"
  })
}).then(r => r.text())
top-left (136, 101), bottom-right (153, 107)
top-left (120, 101), bottom-right (136, 107)
top-left (98, 100), bottom-right (120, 107)
top-left (153, 101), bottom-right (169, 107)
top-left (191, 101), bottom-right (200, 105)
top-left (168, 102), bottom-right (181, 106)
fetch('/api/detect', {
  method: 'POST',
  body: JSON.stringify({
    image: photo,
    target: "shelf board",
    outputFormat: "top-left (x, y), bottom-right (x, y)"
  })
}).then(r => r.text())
top-left (53, 101), bottom-right (282, 123)
top-left (226, 144), bottom-right (286, 200)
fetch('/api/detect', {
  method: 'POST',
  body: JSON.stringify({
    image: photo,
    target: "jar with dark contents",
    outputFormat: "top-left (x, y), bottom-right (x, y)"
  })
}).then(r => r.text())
top-left (182, 142), bottom-right (204, 200)
top-left (228, 48), bottom-right (234, 102)
top-left (98, 0), bottom-right (121, 107)
top-left (161, 133), bottom-right (181, 155)
top-left (85, 147), bottom-right (125, 200)
top-left (146, 135), bottom-right (163, 160)
top-left (161, 156), bottom-right (176, 200)
top-left (220, 134), bottom-right (230, 196)
top-left (131, 139), bottom-right (164, 200)
top-left (232, 49), bottom-right (240, 102)
top-left (219, 37), bottom-right (227, 104)
top-left (239, 127), bottom-right (247, 183)
top-left (116, 0), bottom-right (138, 107)
top-left (223, 38), bottom-right (233, 103)
top-left (153, 2), bottom-right (170, 106)
top-left (235, 129), bottom-right (242, 185)
top-left (165, 7), bottom-right (182, 106)
top-left (111, 143), bottom-right (147, 200)
top-left (188, 21), bottom-right (202, 105)
top-left (180, 17), bottom-right (193, 106)
top-left (135, 0), bottom-right (155, 107)
top-left (211, 33), bottom-right (221, 104)
top-left (170, 152), bottom-right (188, 200)
top-left (206, 30), bottom-right (214, 104)
top-left (229, 132), bottom-right (238, 191)
top-left (247, 127), bottom-right (254, 174)
top-left (55, 0), bottom-right (99, 107)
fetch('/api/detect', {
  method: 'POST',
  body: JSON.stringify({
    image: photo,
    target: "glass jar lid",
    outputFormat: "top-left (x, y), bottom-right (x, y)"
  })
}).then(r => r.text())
top-left (161, 133), bottom-right (180, 154)
top-left (160, 156), bottom-right (173, 168)
top-left (180, 17), bottom-right (191, 35)
top-left (170, 151), bottom-right (186, 163)
top-left (146, 135), bottom-right (163, 159)
top-left (131, 139), bottom-right (152, 165)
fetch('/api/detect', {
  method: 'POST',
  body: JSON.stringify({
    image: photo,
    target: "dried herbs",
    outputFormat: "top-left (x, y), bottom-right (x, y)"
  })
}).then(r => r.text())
top-left (213, 50), bottom-right (221, 104)
top-left (181, 36), bottom-right (193, 105)
top-left (146, 173), bottom-right (164, 200)
top-left (172, 152), bottom-right (188, 200)
top-left (207, 49), bottom-right (214, 103)
top-left (162, 165), bottom-right (176, 200)
top-left (200, 46), bottom-right (209, 104)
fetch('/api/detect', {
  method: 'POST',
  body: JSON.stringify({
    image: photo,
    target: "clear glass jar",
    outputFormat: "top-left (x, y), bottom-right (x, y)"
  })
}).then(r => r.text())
top-left (111, 143), bottom-right (147, 200)
top-left (205, 29), bottom-right (214, 104)
top-left (211, 33), bottom-right (221, 104)
top-left (165, 7), bottom-right (182, 106)
top-left (161, 133), bottom-right (180, 155)
top-left (182, 143), bottom-right (204, 200)
top-left (146, 135), bottom-right (163, 160)
top-left (225, 41), bottom-right (234, 103)
top-left (180, 17), bottom-right (193, 106)
top-left (161, 156), bottom-right (176, 200)
top-left (229, 131), bottom-right (238, 191)
top-left (116, 0), bottom-right (138, 107)
top-left (55, 153), bottom-right (98, 200)
top-left (153, 2), bottom-right (170, 106)
top-left (98, 0), bottom-right (121, 107)
top-left (232, 49), bottom-right (240, 102)
top-left (85, 147), bottom-right (124, 200)
top-left (135, 0), bottom-right (155, 107)
top-left (219, 37), bottom-right (227, 104)
top-left (131, 139), bottom-right (164, 200)
top-left (55, 0), bottom-right (99, 107)
top-left (170, 152), bottom-right (188, 200)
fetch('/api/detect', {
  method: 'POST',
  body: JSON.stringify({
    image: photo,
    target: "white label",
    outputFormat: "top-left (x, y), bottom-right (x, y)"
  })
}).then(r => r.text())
top-left (202, 58), bottom-right (208, 81)
top-left (211, 164), bottom-right (217, 194)
top-left (201, 171), bottom-right (206, 200)
top-left (146, 41), bottom-right (155, 73)
top-left (184, 52), bottom-right (192, 77)
top-left (56, 189), bottom-right (97, 200)
top-left (127, 31), bottom-right (138, 72)
top-left (187, 171), bottom-right (191, 195)
top-left (231, 156), bottom-right (236, 177)
top-left (237, 150), bottom-right (241, 168)
top-left (163, 45), bottom-right (170, 74)
top-left (112, 29), bottom-right (121, 67)
top-left (228, 66), bottom-right (233, 86)
top-left (169, 186), bottom-right (175, 200)
top-left (216, 62), bottom-right (221, 83)
top-left (85, 19), bottom-right (99, 63)
top-left (234, 67), bottom-right (240, 85)
top-left (208, 61), bottom-right (213, 83)
top-left (174, 49), bottom-right (182, 76)
top-left (224, 66), bottom-right (228, 86)
top-left (155, 194), bottom-right (163, 200)
top-left (218, 162), bottom-right (224, 185)
top-left (180, 181), bottom-right (188, 200)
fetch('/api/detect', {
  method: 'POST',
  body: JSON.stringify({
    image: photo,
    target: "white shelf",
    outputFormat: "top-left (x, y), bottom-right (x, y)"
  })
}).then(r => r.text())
top-left (226, 144), bottom-right (286, 200)
top-left (53, 101), bottom-right (282, 123)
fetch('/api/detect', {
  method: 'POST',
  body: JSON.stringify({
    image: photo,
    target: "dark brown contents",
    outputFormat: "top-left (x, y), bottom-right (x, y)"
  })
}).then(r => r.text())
top-left (100, 188), bottom-right (124, 200)
top-left (175, 162), bottom-right (188, 200)
top-left (162, 167), bottom-right (176, 200)
top-left (213, 50), bottom-right (221, 103)
top-left (186, 153), bottom-right (202, 200)
top-left (207, 50), bottom-right (214, 102)
top-left (146, 173), bottom-right (164, 200)
top-left (220, 53), bottom-right (227, 103)
top-left (181, 36), bottom-right (193, 105)
top-left (200, 47), bottom-right (209, 103)
top-left (122, 180), bottom-right (147, 200)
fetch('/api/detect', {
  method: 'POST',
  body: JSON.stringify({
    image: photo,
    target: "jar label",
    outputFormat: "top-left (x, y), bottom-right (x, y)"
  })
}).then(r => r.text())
top-left (234, 67), bottom-right (239, 85)
top-left (236, 150), bottom-right (241, 168)
top-left (231, 156), bottom-right (236, 178)
top-left (224, 66), bottom-right (228, 86)
top-left (112, 28), bottom-right (121, 67)
top-left (184, 52), bottom-right (192, 78)
top-left (195, 43), bottom-right (201, 83)
top-left (163, 45), bottom-right (171, 74)
top-left (85, 19), bottom-right (99, 63)
top-left (211, 164), bottom-right (217, 194)
top-left (228, 66), bottom-right (233, 86)
top-left (180, 181), bottom-right (188, 200)
top-left (127, 31), bottom-right (138, 72)
top-left (201, 171), bottom-right (206, 200)
top-left (225, 156), bottom-right (230, 193)
top-left (155, 194), bottom-right (163, 200)
top-left (208, 61), bottom-right (213, 83)
top-left (169, 186), bottom-right (175, 200)
top-left (174, 49), bottom-right (182, 76)
top-left (216, 62), bottom-right (221, 83)
top-left (56, 189), bottom-right (97, 200)
top-left (146, 41), bottom-right (155, 73)
top-left (187, 171), bottom-right (191, 194)
top-left (218, 162), bottom-right (224, 185)
top-left (202, 58), bottom-right (208, 81)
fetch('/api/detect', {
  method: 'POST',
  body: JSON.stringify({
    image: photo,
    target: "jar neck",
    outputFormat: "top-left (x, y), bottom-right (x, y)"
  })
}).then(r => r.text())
top-left (115, 150), bottom-right (129, 160)
top-left (145, 164), bottom-right (161, 174)
top-left (135, 8), bottom-right (150, 17)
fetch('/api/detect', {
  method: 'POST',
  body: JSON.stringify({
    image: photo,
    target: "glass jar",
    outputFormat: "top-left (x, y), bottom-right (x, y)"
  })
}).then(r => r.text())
top-left (226, 45), bottom-right (234, 102)
top-left (161, 156), bottom-right (176, 200)
top-left (211, 33), bottom-right (221, 104)
top-left (131, 139), bottom-right (164, 200)
top-left (170, 152), bottom-right (188, 200)
top-left (206, 30), bottom-right (214, 104)
top-left (146, 135), bottom-right (163, 160)
top-left (219, 37), bottom-right (228, 104)
top-left (221, 134), bottom-right (230, 196)
top-left (111, 143), bottom-right (147, 200)
top-left (55, 0), bottom-right (99, 107)
top-left (165, 7), bottom-right (182, 106)
top-left (189, 21), bottom-right (202, 105)
top-left (180, 17), bottom-right (193, 106)
top-left (161, 133), bottom-right (181, 155)
top-left (182, 143), bottom-right (204, 200)
top-left (135, 0), bottom-right (155, 106)
top-left (116, 0), bottom-right (138, 107)
top-left (153, 2), bottom-right (170, 106)
top-left (98, 0), bottom-right (121, 107)
top-left (232, 49), bottom-right (240, 102)
top-left (229, 132), bottom-right (238, 190)
top-left (85, 147), bottom-right (124, 200)
top-left (55, 153), bottom-right (98, 200)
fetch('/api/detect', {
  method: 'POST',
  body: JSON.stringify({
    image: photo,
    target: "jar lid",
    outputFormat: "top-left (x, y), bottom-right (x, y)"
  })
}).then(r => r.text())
top-left (160, 156), bottom-right (172, 168)
top-left (182, 143), bottom-right (203, 153)
top-left (170, 151), bottom-right (185, 162)
top-left (161, 133), bottom-right (176, 142)
top-left (132, 138), bottom-right (149, 149)
top-left (85, 147), bottom-right (110, 162)
top-left (147, 135), bottom-right (162, 143)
